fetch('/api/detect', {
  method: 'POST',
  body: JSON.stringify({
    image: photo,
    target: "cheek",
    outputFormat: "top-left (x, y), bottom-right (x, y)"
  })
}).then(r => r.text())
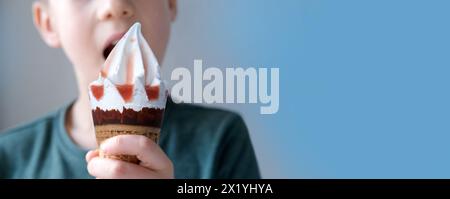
top-left (56, 14), bottom-right (101, 79)
top-left (144, 19), bottom-right (171, 63)
top-left (135, 2), bottom-right (172, 63)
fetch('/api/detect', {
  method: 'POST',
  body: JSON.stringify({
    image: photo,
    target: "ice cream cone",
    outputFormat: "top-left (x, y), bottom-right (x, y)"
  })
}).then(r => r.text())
top-left (88, 22), bottom-right (167, 164)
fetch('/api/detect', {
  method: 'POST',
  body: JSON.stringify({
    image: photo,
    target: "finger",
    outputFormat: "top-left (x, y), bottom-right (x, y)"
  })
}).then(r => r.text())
top-left (87, 157), bottom-right (159, 179)
top-left (100, 135), bottom-right (172, 171)
top-left (86, 149), bottom-right (100, 163)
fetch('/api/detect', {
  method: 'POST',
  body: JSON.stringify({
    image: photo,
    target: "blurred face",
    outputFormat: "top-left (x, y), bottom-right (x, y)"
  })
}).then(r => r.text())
top-left (34, 0), bottom-right (176, 87)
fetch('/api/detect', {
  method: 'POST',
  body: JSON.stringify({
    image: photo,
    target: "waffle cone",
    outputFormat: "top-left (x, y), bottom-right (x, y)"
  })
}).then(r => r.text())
top-left (94, 124), bottom-right (160, 164)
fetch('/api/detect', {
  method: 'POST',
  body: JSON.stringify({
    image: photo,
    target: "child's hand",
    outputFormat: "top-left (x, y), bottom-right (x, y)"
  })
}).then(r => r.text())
top-left (85, 135), bottom-right (174, 179)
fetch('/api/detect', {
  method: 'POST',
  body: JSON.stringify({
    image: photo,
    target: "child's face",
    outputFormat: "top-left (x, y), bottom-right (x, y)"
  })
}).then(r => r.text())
top-left (34, 0), bottom-right (176, 85)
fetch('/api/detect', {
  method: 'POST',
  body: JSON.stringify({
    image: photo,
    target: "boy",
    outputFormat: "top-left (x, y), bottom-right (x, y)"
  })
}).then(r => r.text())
top-left (0, 0), bottom-right (260, 179)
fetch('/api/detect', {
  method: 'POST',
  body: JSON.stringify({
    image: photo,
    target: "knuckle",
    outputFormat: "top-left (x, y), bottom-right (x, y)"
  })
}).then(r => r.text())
top-left (113, 135), bottom-right (124, 146)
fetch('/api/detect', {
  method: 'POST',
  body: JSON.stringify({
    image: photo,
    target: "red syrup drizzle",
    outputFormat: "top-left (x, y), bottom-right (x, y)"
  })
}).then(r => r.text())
top-left (116, 84), bottom-right (134, 102)
top-left (90, 85), bottom-right (104, 100)
top-left (114, 50), bottom-right (136, 102)
top-left (145, 85), bottom-right (160, 101)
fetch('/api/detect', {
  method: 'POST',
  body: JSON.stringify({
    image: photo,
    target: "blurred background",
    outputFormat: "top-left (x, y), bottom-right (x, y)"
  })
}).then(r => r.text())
top-left (2, 0), bottom-right (450, 178)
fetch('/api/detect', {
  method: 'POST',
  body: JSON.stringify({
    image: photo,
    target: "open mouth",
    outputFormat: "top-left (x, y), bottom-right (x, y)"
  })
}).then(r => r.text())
top-left (103, 31), bottom-right (127, 60)
top-left (103, 41), bottom-right (118, 60)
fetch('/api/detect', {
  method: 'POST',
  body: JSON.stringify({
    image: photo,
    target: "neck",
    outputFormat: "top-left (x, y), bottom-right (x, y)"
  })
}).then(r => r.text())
top-left (65, 89), bottom-right (98, 150)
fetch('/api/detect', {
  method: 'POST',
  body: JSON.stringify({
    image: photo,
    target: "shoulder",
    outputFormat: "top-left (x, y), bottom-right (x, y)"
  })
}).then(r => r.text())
top-left (0, 113), bottom-right (56, 143)
top-left (165, 100), bottom-right (247, 137)
top-left (0, 105), bottom-right (64, 155)
top-left (166, 102), bottom-right (260, 178)
top-left (0, 106), bottom-right (65, 178)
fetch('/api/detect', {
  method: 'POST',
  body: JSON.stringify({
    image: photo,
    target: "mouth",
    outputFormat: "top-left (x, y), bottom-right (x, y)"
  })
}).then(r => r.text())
top-left (103, 40), bottom-right (118, 60)
top-left (103, 32), bottom-right (126, 59)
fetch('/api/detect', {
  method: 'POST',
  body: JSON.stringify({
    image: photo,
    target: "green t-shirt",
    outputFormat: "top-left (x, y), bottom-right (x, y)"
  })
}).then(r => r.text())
top-left (0, 99), bottom-right (260, 179)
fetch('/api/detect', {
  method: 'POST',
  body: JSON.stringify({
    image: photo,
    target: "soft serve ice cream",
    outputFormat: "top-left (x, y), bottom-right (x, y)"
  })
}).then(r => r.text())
top-left (88, 23), bottom-right (167, 164)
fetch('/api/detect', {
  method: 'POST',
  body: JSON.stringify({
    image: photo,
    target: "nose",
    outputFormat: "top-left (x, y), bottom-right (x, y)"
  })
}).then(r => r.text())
top-left (97, 0), bottom-right (134, 21)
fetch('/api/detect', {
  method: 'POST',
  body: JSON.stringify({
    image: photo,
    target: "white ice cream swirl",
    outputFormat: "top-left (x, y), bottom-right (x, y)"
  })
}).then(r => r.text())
top-left (89, 23), bottom-right (166, 112)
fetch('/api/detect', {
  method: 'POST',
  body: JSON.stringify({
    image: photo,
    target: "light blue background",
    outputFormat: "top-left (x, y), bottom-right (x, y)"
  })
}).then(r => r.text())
top-left (2, 0), bottom-right (450, 178)
top-left (203, 0), bottom-right (450, 178)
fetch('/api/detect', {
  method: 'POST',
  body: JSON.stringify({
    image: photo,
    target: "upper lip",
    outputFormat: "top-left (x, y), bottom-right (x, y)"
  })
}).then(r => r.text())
top-left (103, 32), bottom-right (126, 50)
